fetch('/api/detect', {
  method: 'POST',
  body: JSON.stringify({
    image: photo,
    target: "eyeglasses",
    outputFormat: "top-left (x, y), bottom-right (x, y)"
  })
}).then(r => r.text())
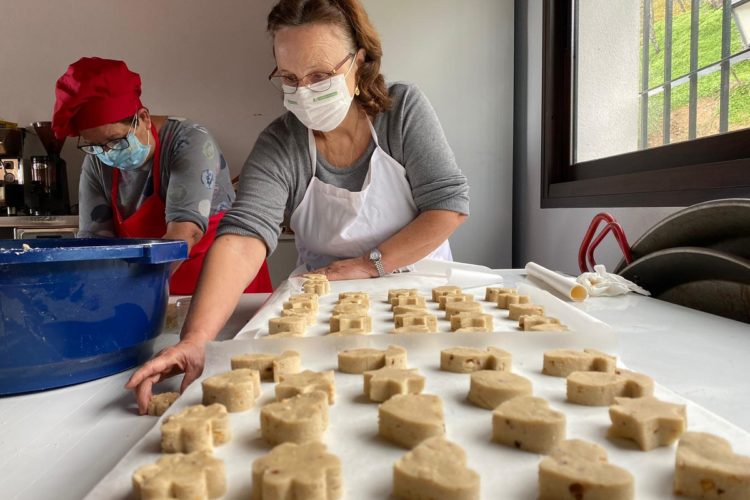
top-left (268, 53), bottom-right (355, 94)
top-left (77, 116), bottom-right (137, 155)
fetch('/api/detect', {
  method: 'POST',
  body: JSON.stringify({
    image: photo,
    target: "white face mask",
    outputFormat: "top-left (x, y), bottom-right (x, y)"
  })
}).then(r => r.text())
top-left (283, 60), bottom-right (356, 132)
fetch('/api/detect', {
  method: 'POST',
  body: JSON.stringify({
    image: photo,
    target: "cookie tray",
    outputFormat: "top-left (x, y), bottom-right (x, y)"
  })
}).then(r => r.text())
top-left (87, 332), bottom-right (750, 499)
top-left (234, 260), bottom-right (614, 340)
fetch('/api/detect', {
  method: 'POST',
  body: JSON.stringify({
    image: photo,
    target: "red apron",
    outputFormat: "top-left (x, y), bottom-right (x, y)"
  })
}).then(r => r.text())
top-left (111, 124), bottom-right (273, 295)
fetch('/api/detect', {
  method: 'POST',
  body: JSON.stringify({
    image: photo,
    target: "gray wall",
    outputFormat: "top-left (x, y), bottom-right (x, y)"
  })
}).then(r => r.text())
top-left (2, 0), bottom-right (514, 269)
top-left (513, 0), bottom-right (682, 274)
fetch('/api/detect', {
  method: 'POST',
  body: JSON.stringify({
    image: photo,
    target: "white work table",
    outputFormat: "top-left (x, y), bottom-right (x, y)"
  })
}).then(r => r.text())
top-left (1, 272), bottom-right (749, 500)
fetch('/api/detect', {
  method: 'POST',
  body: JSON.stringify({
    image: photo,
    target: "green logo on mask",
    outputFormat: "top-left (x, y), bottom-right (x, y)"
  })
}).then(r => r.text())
top-left (313, 91), bottom-right (338, 103)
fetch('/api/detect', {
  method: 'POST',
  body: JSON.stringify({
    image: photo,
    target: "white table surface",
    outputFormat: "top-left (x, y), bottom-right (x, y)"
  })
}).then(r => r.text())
top-left (1, 271), bottom-right (749, 500)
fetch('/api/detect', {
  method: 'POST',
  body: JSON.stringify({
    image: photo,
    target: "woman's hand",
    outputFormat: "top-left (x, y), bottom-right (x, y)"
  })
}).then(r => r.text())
top-left (124, 339), bottom-right (206, 415)
top-left (313, 256), bottom-right (375, 281)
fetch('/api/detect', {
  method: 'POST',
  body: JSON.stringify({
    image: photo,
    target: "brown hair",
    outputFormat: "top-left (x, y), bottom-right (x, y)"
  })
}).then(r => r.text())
top-left (267, 0), bottom-right (392, 117)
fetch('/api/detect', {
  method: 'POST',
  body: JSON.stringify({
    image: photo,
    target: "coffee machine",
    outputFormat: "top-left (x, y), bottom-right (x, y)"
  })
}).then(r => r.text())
top-left (27, 121), bottom-right (70, 215)
top-left (0, 127), bottom-right (26, 215)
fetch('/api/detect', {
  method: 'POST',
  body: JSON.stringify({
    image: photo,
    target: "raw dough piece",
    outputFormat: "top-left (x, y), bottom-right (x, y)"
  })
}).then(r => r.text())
top-left (268, 316), bottom-right (307, 335)
top-left (450, 312), bottom-right (494, 332)
top-left (519, 314), bottom-right (561, 330)
top-left (468, 370), bottom-right (533, 410)
top-left (538, 439), bottom-right (634, 500)
top-left (276, 370), bottom-right (336, 404)
top-left (251, 441), bottom-right (342, 500)
top-left (608, 396), bottom-right (687, 451)
top-left (202, 369), bottom-right (262, 412)
top-left (148, 392), bottom-right (180, 417)
top-left (391, 295), bottom-right (427, 310)
top-left (338, 345), bottom-right (408, 373)
top-left (329, 314), bottom-right (372, 333)
top-left (379, 394), bottom-right (445, 449)
top-left (542, 348), bottom-right (616, 377)
top-left (280, 308), bottom-right (316, 326)
top-left (529, 323), bottom-right (568, 332)
top-left (332, 303), bottom-right (369, 316)
top-left (231, 351), bottom-right (301, 382)
top-left (492, 396), bottom-right (566, 454)
top-left (566, 369), bottom-right (654, 406)
top-left (440, 346), bottom-right (512, 373)
top-left (260, 391), bottom-right (329, 445)
top-left (388, 288), bottom-right (419, 302)
top-left (485, 287), bottom-right (516, 302)
top-left (391, 325), bottom-right (436, 334)
top-left (302, 273), bottom-right (327, 281)
top-left (338, 291), bottom-right (369, 301)
top-left (394, 313), bottom-right (438, 332)
top-left (337, 296), bottom-right (370, 307)
top-left (455, 327), bottom-right (493, 333)
top-left (283, 300), bottom-right (317, 314)
top-left (161, 404), bottom-right (230, 453)
top-left (364, 367), bottom-right (425, 402)
top-left (393, 436), bottom-right (480, 500)
top-left (431, 285), bottom-right (462, 302)
top-left (674, 432), bottom-right (750, 499)
top-left (496, 293), bottom-right (530, 309)
top-left (288, 292), bottom-right (319, 303)
top-left (508, 303), bottom-right (545, 321)
top-left (445, 301), bottom-right (483, 319)
top-left (327, 328), bottom-right (370, 336)
top-left (392, 305), bottom-right (428, 318)
top-left (438, 293), bottom-right (475, 310)
top-left (132, 451), bottom-right (226, 500)
top-left (303, 280), bottom-right (330, 296)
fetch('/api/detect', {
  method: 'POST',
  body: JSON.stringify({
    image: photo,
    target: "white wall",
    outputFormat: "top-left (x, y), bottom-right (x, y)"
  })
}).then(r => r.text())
top-left (2, 0), bottom-right (515, 269)
top-left (363, 0), bottom-right (515, 268)
top-left (2, 0), bottom-right (281, 205)
top-left (514, 0), bottom-right (682, 274)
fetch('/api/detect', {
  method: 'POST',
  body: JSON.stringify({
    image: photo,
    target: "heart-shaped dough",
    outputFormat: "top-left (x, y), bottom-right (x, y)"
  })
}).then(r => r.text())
top-left (674, 432), bottom-right (750, 499)
top-left (538, 439), bottom-right (634, 500)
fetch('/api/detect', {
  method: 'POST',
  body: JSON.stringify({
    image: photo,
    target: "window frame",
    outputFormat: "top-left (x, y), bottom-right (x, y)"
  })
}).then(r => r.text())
top-left (541, 0), bottom-right (750, 208)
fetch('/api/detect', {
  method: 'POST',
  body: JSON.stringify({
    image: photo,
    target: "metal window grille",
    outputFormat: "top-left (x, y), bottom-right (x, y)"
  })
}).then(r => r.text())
top-left (639, 0), bottom-right (750, 149)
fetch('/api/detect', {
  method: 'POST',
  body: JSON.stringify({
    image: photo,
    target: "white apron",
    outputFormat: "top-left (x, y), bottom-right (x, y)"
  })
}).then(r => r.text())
top-left (289, 120), bottom-right (452, 271)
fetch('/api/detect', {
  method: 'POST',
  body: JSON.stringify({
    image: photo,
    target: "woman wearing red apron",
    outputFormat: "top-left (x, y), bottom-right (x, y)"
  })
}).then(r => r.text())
top-left (52, 57), bottom-right (272, 294)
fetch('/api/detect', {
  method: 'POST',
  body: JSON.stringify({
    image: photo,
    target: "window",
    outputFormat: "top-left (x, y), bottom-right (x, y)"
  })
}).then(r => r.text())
top-left (542, 0), bottom-right (750, 208)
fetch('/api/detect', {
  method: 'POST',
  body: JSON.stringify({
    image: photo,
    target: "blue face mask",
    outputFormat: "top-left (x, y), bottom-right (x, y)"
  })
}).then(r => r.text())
top-left (96, 126), bottom-right (151, 171)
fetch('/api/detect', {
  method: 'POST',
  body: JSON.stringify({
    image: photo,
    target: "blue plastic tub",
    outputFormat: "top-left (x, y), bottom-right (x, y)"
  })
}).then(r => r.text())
top-left (0, 238), bottom-right (187, 395)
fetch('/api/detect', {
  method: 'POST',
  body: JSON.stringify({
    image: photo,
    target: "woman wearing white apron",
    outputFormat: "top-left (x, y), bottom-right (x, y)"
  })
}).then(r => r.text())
top-left (127, 0), bottom-right (470, 414)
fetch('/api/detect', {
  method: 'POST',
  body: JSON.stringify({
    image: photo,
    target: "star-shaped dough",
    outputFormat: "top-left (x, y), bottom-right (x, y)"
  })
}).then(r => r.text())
top-left (608, 396), bottom-right (687, 450)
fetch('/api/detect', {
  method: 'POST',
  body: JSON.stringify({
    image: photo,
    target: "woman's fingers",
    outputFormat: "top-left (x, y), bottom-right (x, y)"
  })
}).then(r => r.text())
top-left (134, 373), bottom-right (160, 415)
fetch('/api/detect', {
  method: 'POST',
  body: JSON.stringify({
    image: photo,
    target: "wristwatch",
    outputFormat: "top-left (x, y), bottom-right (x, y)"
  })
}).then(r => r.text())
top-left (368, 248), bottom-right (386, 277)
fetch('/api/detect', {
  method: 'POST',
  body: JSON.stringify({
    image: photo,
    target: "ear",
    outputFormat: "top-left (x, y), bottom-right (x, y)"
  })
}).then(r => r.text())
top-left (356, 47), bottom-right (366, 64)
top-left (137, 107), bottom-right (151, 129)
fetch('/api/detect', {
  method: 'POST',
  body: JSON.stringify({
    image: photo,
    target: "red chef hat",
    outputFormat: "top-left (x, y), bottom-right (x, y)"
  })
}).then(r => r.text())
top-left (52, 57), bottom-right (143, 139)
